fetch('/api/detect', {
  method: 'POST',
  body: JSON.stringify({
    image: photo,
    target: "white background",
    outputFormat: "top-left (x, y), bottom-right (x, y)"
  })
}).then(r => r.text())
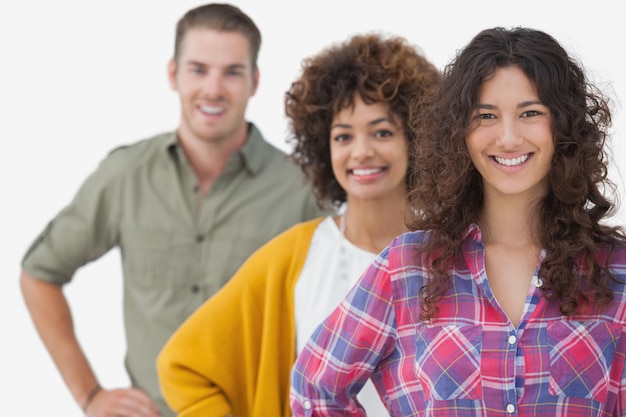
top-left (1, 1), bottom-right (624, 415)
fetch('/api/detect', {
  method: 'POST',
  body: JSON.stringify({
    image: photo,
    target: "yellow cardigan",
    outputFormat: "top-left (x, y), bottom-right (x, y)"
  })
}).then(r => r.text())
top-left (157, 218), bottom-right (324, 417)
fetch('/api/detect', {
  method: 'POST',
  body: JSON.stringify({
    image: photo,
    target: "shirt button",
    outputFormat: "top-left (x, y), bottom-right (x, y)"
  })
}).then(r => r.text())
top-left (303, 399), bottom-right (312, 410)
top-left (508, 335), bottom-right (517, 345)
top-left (506, 403), bottom-right (515, 413)
top-left (191, 285), bottom-right (200, 293)
top-left (196, 234), bottom-right (205, 243)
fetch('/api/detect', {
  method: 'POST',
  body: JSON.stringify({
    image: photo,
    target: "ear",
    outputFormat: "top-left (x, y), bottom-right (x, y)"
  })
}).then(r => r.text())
top-left (251, 68), bottom-right (260, 96)
top-left (167, 58), bottom-right (178, 91)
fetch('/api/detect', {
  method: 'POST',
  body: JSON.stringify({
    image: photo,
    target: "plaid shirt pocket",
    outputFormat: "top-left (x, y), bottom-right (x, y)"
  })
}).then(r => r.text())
top-left (415, 324), bottom-right (483, 401)
top-left (546, 320), bottom-right (620, 402)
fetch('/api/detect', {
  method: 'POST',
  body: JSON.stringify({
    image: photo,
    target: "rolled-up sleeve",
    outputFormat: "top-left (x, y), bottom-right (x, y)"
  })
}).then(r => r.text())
top-left (22, 159), bottom-right (121, 284)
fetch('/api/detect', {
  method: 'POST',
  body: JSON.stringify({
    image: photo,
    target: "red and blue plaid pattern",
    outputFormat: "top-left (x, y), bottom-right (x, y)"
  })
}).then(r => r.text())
top-left (291, 225), bottom-right (626, 416)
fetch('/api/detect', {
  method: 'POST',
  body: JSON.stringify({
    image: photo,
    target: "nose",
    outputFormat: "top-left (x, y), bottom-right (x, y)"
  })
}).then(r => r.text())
top-left (351, 135), bottom-right (375, 161)
top-left (496, 118), bottom-right (523, 149)
top-left (201, 72), bottom-right (223, 100)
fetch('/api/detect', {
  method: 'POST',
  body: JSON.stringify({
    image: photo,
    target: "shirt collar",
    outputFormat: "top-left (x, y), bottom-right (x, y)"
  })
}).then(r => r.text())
top-left (463, 223), bottom-right (482, 242)
top-left (463, 222), bottom-right (547, 261)
top-left (164, 123), bottom-right (272, 177)
top-left (163, 131), bottom-right (180, 157)
top-left (237, 123), bottom-right (274, 176)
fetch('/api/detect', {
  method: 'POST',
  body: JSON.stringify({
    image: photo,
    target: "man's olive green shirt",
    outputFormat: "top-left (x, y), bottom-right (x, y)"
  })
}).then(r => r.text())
top-left (22, 124), bottom-right (326, 417)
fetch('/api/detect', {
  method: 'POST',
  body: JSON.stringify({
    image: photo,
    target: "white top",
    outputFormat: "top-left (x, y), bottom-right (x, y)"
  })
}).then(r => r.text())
top-left (295, 216), bottom-right (388, 414)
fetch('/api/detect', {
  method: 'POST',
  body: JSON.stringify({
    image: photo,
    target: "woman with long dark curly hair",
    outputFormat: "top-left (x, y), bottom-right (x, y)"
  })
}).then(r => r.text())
top-left (291, 27), bottom-right (626, 416)
top-left (157, 33), bottom-right (439, 417)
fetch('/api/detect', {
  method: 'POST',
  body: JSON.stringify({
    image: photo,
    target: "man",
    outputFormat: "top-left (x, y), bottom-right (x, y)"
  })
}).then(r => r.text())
top-left (19, 4), bottom-right (326, 417)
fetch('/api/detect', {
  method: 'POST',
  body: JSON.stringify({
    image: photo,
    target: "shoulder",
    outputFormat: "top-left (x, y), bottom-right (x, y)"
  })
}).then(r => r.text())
top-left (388, 230), bottom-right (432, 253)
top-left (105, 132), bottom-right (173, 167)
top-left (73, 132), bottom-right (176, 193)
top-left (238, 218), bottom-right (325, 277)
top-left (228, 217), bottom-right (327, 293)
top-left (246, 124), bottom-right (299, 172)
top-left (605, 240), bottom-right (626, 272)
top-left (380, 230), bottom-right (433, 274)
top-left (259, 218), bottom-right (325, 256)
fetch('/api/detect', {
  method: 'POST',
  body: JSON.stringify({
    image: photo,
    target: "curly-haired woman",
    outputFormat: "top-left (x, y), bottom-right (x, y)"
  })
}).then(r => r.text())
top-left (291, 27), bottom-right (626, 416)
top-left (157, 33), bottom-right (440, 417)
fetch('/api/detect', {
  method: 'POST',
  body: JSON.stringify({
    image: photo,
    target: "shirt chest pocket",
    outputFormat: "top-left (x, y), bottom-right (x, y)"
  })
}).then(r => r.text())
top-left (120, 228), bottom-right (198, 288)
top-left (415, 324), bottom-right (483, 401)
top-left (546, 320), bottom-right (620, 403)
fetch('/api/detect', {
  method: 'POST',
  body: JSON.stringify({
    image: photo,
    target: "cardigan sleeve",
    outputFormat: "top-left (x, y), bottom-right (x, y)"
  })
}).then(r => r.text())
top-left (157, 218), bottom-right (322, 417)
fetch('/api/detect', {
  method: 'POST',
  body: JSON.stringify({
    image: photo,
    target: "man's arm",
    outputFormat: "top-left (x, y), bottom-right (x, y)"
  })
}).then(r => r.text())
top-left (20, 270), bottom-right (161, 417)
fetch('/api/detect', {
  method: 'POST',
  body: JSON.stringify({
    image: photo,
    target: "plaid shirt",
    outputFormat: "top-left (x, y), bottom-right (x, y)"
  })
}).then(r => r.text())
top-left (291, 225), bottom-right (626, 416)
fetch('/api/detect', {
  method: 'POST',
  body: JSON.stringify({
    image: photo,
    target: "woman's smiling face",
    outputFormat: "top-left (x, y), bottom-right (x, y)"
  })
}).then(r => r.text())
top-left (330, 95), bottom-right (408, 203)
top-left (466, 65), bottom-right (554, 201)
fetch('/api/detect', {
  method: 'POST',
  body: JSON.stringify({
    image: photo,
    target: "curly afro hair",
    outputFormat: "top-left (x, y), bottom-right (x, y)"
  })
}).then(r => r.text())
top-left (285, 32), bottom-right (440, 208)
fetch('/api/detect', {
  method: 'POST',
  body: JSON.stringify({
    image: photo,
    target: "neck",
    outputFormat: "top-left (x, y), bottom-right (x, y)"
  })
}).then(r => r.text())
top-left (341, 193), bottom-right (409, 254)
top-left (478, 192), bottom-right (541, 248)
top-left (177, 122), bottom-right (248, 194)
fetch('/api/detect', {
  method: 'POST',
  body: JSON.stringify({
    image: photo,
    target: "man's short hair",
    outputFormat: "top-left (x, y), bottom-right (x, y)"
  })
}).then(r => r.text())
top-left (174, 3), bottom-right (261, 70)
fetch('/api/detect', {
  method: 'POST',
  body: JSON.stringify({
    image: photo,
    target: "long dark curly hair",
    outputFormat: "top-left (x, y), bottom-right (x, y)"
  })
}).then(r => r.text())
top-left (286, 33), bottom-right (440, 208)
top-left (408, 26), bottom-right (625, 320)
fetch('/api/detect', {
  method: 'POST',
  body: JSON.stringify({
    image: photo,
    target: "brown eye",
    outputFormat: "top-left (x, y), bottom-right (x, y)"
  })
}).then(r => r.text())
top-left (333, 134), bottom-right (350, 142)
top-left (521, 110), bottom-right (541, 118)
top-left (374, 129), bottom-right (393, 138)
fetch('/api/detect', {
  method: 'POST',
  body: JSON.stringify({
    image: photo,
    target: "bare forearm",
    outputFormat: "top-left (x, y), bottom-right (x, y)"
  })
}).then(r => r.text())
top-left (20, 270), bottom-right (162, 416)
top-left (20, 270), bottom-right (99, 408)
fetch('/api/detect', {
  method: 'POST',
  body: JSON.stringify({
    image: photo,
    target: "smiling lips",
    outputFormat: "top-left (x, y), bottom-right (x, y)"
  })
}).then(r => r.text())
top-left (352, 167), bottom-right (383, 175)
top-left (493, 153), bottom-right (530, 167)
top-left (199, 104), bottom-right (224, 115)
top-left (349, 167), bottom-right (387, 180)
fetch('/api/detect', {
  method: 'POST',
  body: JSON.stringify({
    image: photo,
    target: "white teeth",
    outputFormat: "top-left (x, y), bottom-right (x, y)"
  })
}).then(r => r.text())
top-left (494, 154), bottom-right (529, 166)
top-left (199, 105), bottom-right (224, 115)
top-left (352, 168), bottom-right (382, 176)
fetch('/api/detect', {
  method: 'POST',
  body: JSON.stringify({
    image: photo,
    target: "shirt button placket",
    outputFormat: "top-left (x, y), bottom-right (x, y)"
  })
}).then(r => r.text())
top-left (193, 233), bottom-right (205, 296)
top-left (303, 399), bottom-right (312, 416)
top-left (506, 332), bottom-right (518, 414)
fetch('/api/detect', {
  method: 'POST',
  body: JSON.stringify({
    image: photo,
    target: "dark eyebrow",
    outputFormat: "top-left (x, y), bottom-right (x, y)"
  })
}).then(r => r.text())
top-left (331, 117), bottom-right (391, 130)
top-left (476, 100), bottom-right (543, 110)
top-left (518, 100), bottom-right (543, 108)
top-left (225, 63), bottom-right (248, 71)
top-left (369, 117), bottom-right (390, 126)
top-left (185, 60), bottom-right (206, 67)
top-left (184, 61), bottom-right (248, 71)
